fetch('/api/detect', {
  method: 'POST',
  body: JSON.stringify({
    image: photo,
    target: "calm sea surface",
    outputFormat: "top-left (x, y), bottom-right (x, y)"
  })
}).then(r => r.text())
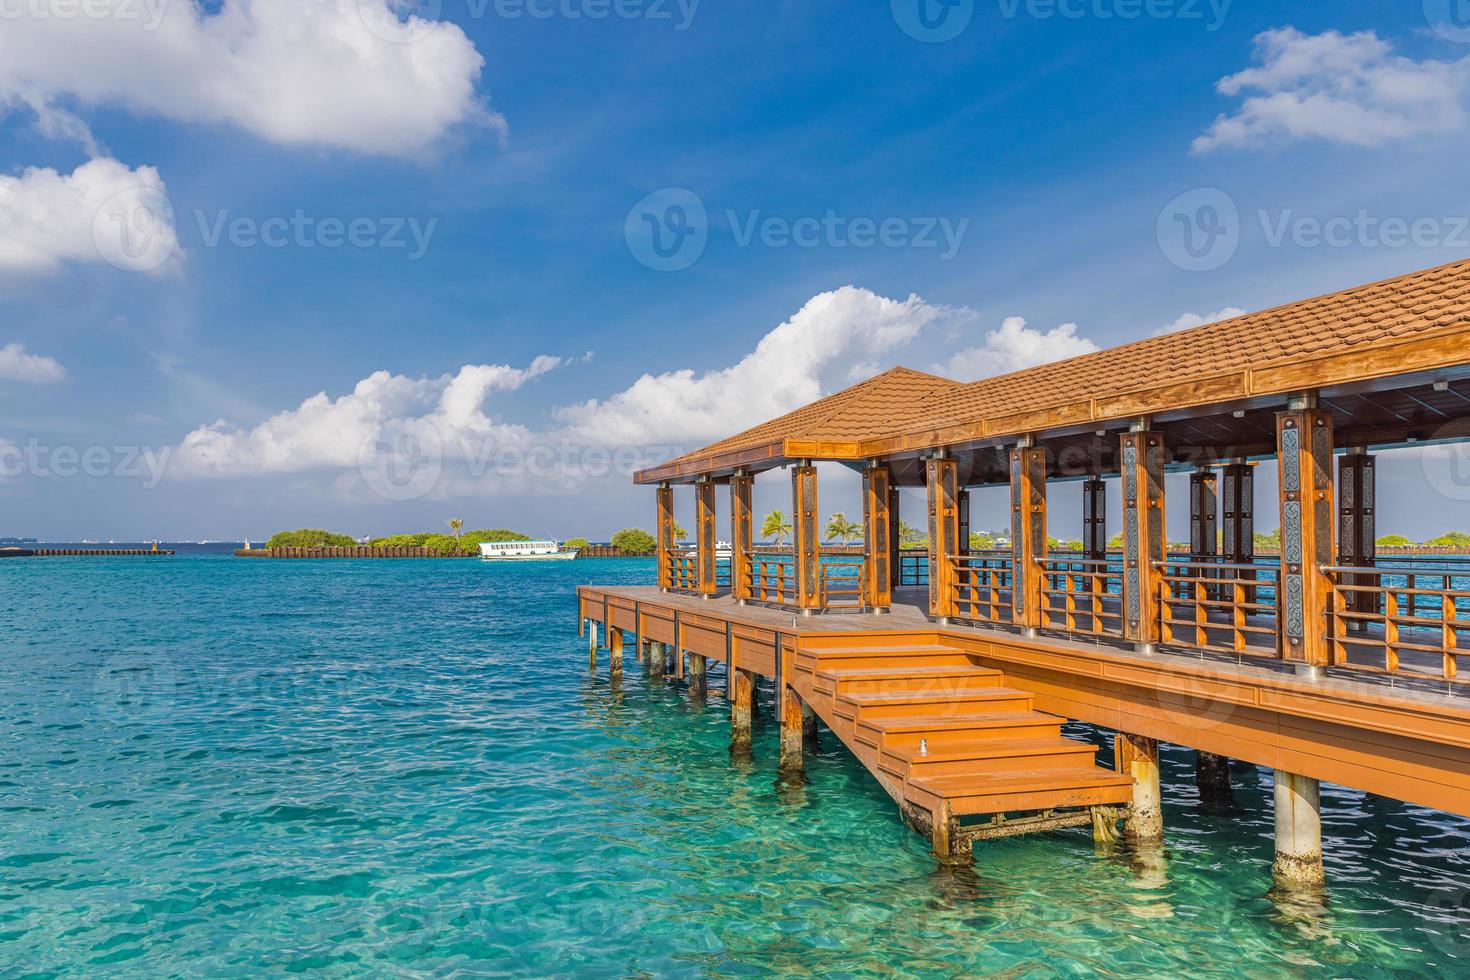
top-left (3, 555), bottom-right (1470, 977)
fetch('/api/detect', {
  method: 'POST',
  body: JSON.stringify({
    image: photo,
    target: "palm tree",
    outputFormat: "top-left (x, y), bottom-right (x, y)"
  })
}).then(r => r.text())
top-left (825, 512), bottom-right (861, 544)
top-left (761, 509), bottom-right (792, 546)
top-left (672, 521), bottom-right (688, 543)
top-left (899, 520), bottom-right (925, 548)
top-left (446, 518), bottom-right (464, 546)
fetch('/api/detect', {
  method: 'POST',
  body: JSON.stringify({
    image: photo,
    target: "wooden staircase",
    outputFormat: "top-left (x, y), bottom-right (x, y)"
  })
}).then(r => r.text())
top-left (789, 631), bottom-right (1133, 851)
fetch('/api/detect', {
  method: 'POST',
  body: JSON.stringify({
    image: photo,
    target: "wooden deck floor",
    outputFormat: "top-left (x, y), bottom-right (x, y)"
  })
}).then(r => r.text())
top-left (578, 585), bottom-right (1470, 819)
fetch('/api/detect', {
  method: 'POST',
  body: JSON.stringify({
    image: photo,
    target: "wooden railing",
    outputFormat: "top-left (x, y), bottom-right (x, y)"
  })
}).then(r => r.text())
top-left (1328, 564), bottom-right (1470, 682)
top-left (1040, 557), bottom-right (1123, 638)
top-left (820, 560), bottom-right (865, 610)
top-left (949, 554), bottom-right (1013, 625)
top-left (667, 551), bottom-right (697, 591)
top-left (1157, 559), bottom-right (1281, 657)
top-left (752, 555), bottom-right (795, 605)
top-left (898, 550), bottom-right (928, 587)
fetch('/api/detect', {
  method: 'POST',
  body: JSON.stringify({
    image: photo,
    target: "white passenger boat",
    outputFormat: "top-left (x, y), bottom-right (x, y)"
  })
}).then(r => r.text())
top-left (478, 539), bottom-right (579, 561)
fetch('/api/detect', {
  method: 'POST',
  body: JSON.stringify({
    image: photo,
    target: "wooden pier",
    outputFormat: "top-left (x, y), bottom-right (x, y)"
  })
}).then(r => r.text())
top-left (578, 258), bottom-right (1470, 882)
top-left (1, 548), bottom-right (174, 558)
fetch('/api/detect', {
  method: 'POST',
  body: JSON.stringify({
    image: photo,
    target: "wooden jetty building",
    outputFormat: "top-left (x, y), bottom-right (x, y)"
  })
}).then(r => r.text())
top-left (577, 258), bottom-right (1470, 886)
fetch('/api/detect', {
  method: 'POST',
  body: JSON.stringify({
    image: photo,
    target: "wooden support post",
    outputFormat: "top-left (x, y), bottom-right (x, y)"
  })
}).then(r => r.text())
top-left (1277, 406), bottom-right (1335, 668)
top-left (696, 478), bottom-right (718, 597)
top-left (792, 463), bottom-right (821, 614)
top-left (957, 489), bottom-right (971, 557)
top-left (609, 628), bottom-right (624, 676)
top-left (930, 802), bottom-right (971, 866)
top-left (1082, 477), bottom-right (1107, 562)
top-left (688, 654), bottom-right (707, 697)
top-left (730, 668), bottom-right (755, 751)
top-left (656, 484), bottom-right (675, 591)
top-left (779, 684), bottom-right (805, 772)
top-left (862, 463), bottom-right (893, 611)
top-left (1196, 750), bottom-right (1232, 804)
top-left (588, 620), bottom-right (598, 667)
top-left (1010, 445), bottom-right (1047, 632)
top-left (1338, 451), bottom-right (1378, 629)
top-left (1272, 770), bottom-right (1325, 892)
top-left (648, 640), bottom-right (666, 679)
top-left (887, 483), bottom-right (902, 589)
top-left (1117, 733), bottom-right (1163, 844)
top-left (1221, 461), bottom-right (1257, 603)
top-left (730, 472), bottom-right (754, 603)
top-left (1120, 430), bottom-right (1167, 650)
top-left (926, 455), bottom-right (959, 621)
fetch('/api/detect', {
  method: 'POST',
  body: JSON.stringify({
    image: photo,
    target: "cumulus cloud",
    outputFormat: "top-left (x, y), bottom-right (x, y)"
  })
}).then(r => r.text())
top-left (939, 317), bottom-right (1099, 382)
top-left (1193, 29), bottom-right (1470, 153)
top-left (553, 286), bottom-right (955, 446)
top-left (173, 356), bottom-right (563, 479)
top-left (0, 157), bottom-right (180, 276)
top-left (0, 343), bottom-right (66, 383)
top-left (0, 0), bottom-right (492, 158)
top-left (1152, 306), bottom-right (1247, 337)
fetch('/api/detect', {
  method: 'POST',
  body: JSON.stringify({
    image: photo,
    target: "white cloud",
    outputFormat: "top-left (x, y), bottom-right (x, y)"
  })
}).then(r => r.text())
top-left (553, 286), bottom-right (954, 446)
top-left (1193, 29), bottom-right (1470, 153)
top-left (0, 0), bottom-right (492, 158)
top-left (0, 157), bottom-right (180, 276)
top-left (0, 343), bottom-right (66, 383)
top-left (173, 356), bottom-right (563, 479)
top-left (939, 316), bottom-right (1099, 382)
top-left (1152, 306), bottom-right (1247, 337)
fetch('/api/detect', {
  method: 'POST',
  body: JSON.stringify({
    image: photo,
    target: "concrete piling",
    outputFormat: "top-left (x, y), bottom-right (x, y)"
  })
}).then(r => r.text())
top-left (1272, 770), bottom-right (1325, 892)
top-left (1117, 733), bottom-right (1163, 845)
top-left (1196, 751), bottom-right (1232, 805)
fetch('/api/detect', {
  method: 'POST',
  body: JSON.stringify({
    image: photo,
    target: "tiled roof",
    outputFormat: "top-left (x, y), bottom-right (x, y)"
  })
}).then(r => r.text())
top-left (683, 366), bottom-right (960, 459)
top-left (639, 258), bottom-right (1470, 482)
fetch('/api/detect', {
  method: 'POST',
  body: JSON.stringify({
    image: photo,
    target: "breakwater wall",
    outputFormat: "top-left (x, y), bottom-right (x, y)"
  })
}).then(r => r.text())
top-left (0, 548), bottom-right (175, 558)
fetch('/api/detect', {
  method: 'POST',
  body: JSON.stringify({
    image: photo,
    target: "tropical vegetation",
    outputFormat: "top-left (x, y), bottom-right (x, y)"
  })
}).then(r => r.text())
top-left (266, 529), bottom-right (358, 548)
top-left (761, 510), bottom-right (792, 545)
top-left (610, 528), bottom-right (657, 554)
top-left (824, 512), bottom-right (861, 544)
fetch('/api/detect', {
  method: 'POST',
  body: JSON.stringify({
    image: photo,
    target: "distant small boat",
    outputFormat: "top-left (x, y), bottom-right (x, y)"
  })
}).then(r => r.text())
top-left (479, 539), bottom-right (579, 561)
top-left (716, 540), bottom-right (733, 560)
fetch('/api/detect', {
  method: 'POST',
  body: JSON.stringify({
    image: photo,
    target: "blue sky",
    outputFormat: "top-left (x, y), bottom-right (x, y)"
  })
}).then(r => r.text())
top-left (1, 0), bottom-right (1468, 541)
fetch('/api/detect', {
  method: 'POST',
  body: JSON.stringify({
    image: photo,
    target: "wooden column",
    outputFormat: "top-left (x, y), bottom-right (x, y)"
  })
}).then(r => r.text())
top-left (730, 472), bottom-right (754, 603)
top-left (656, 484), bottom-right (675, 590)
top-left (957, 489), bottom-right (972, 557)
top-left (1082, 477), bottom-right (1107, 562)
top-left (1010, 446), bottom-right (1047, 631)
top-left (609, 628), bottom-right (623, 677)
top-left (1120, 430), bottom-right (1167, 648)
top-left (1277, 407), bottom-right (1335, 668)
top-left (1221, 461), bottom-right (1256, 603)
top-left (688, 653), bottom-right (707, 698)
top-left (1338, 451), bottom-right (1378, 625)
top-left (730, 668), bottom-right (755, 752)
top-left (862, 463), bottom-right (893, 611)
top-left (926, 455), bottom-right (959, 620)
top-left (780, 684), bottom-right (805, 772)
top-left (696, 478), bottom-right (718, 597)
top-left (1189, 470), bottom-right (1218, 561)
top-left (792, 463), bottom-right (821, 613)
top-left (887, 483), bottom-right (902, 588)
top-left (1118, 733), bottom-right (1163, 844)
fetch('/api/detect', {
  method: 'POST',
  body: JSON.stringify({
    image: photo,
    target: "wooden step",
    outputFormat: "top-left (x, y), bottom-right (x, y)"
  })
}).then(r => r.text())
top-left (799, 645), bottom-right (976, 670)
top-left (814, 664), bottom-right (1004, 697)
top-left (906, 767), bottom-right (1135, 816)
top-left (855, 710), bottom-right (1063, 751)
top-left (835, 686), bottom-right (1033, 721)
top-left (879, 736), bottom-right (1099, 780)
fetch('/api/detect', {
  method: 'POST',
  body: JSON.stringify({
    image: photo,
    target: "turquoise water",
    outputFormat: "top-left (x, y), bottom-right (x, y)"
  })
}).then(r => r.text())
top-left (4, 556), bottom-right (1470, 977)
